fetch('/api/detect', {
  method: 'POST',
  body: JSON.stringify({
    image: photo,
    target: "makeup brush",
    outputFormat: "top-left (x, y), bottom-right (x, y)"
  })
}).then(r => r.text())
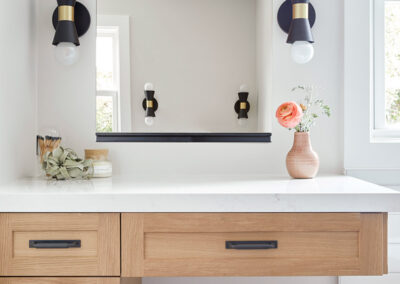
top-left (37, 135), bottom-right (62, 163)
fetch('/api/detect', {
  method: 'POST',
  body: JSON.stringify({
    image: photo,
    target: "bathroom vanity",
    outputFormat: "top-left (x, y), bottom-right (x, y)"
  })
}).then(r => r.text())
top-left (0, 176), bottom-right (399, 283)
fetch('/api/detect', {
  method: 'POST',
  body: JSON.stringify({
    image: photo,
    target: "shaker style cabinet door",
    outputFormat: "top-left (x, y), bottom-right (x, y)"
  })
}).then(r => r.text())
top-left (0, 213), bottom-right (120, 276)
top-left (122, 213), bottom-right (388, 277)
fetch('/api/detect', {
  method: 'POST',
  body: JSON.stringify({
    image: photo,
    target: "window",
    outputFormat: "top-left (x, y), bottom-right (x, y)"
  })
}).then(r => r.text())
top-left (96, 26), bottom-right (120, 133)
top-left (374, 0), bottom-right (400, 140)
top-left (96, 16), bottom-right (131, 133)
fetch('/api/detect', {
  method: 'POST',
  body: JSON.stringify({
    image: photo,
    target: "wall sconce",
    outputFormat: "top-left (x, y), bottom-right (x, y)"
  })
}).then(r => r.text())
top-left (278, 0), bottom-right (316, 64)
top-left (234, 85), bottom-right (250, 126)
top-left (143, 83), bottom-right (159, 126)
top-left (52, 0), bottom-right (91, 66)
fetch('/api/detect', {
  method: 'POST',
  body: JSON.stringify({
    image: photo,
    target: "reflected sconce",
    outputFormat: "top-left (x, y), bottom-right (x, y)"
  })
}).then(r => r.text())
top-left (143, 83), bottom-right (159, 127)
top-left (278, 0), bottom-right (316, 64)
top-left (234, 85), bottom-right (250, 127)
top-left (52, 0), bottom-right (91, 66)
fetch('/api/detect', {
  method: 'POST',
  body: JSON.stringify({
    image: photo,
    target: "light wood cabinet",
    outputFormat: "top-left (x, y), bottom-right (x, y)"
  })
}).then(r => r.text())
top-left (0, 213), bottom-right (120, 276)
top-left (0, 279), bottom-right (121, 284)
top-left (122, 213), bottom-right (388, 277)
top-left (0, 212), bottom-right (389, 280)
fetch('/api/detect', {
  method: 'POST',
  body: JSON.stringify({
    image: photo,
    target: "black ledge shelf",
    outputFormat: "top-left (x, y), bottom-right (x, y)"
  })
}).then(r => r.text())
top-left (96, 133), bottom-right (272, 143)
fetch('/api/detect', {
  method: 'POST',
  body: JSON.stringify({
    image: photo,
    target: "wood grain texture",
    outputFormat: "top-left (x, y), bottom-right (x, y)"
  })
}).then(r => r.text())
top-left (142, 213), bottom-right (362, 232)
top-left (122, 213), bottom-right (387, 277)
top-left (0, 213), bottom-right (120, 276)
top-left (143, 257), bottom-right (361, 277)
top-left (145, 232), bottom-right (359, 259)
top-left (359, 213), bottom-right (384, 275)
top-left (0, 278), bottom-right (120, 284)
top-left (122, 213), bottom-right (144, 277)
top-left (383, 212), bottom-right (388, 274)
top-left (13, 231), bottom-right (98, 257)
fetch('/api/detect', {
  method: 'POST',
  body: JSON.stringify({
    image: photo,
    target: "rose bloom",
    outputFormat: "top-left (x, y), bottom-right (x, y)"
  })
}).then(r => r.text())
top-left (276, 101), bottom-right (303, 128)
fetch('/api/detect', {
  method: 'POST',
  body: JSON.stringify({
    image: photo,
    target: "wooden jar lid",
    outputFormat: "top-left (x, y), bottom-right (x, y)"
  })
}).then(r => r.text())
top-left (85, 149), bottom-right (109, 161)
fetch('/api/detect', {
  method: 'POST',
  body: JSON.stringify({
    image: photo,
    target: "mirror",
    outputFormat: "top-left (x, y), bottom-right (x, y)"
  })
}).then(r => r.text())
top-left (96, 0), bottom-right (272, 142)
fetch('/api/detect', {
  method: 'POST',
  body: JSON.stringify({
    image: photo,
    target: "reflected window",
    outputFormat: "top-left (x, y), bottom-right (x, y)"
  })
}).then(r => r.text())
top-left (96, 26), bottom-right (120, 132)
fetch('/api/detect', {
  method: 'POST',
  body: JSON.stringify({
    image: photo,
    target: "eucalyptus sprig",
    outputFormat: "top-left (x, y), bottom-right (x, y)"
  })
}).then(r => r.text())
top-left (291, 86), bottom-right (331, 132)
top-left (43, 147), bottom-right (93, 180)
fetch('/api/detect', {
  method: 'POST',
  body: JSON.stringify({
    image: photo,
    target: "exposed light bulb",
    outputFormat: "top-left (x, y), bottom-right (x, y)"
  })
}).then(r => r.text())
top-left (238, 118), bottom-right (248, 127)
top-left (291, 41), bottom-right (314, 64)
top-left (239, 84), bottom-right (248, 93)
top-left (144, 83), bottom-right (154, 91)
top-left (145, 117), bottom-right (155, 126)
top-left (54, 42), bottom-right (79, 66)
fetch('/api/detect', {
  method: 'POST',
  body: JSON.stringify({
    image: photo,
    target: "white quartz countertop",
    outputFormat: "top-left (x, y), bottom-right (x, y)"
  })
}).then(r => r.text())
top-left (0, 175), bottom-right (399, 213)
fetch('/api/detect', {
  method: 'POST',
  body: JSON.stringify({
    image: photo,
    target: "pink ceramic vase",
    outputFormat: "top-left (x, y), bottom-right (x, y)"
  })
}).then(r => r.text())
top-left (286, 132), bottom-right (319, 179)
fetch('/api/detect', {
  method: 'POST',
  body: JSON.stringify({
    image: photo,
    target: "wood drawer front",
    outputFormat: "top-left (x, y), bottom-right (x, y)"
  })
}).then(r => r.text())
top-left (122, 213), bottom-right (388, 277)
top-left (0, 214), bottom-right (120, 276)
top-left (0, 279), bottom-right (120, 284)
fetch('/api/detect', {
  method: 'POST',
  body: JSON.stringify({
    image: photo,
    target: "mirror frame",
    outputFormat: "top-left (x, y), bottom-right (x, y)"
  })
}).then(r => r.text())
top-left (95, 1), bottom-right (273, 143)
top-left (96, 133), bottom-right (272, 143)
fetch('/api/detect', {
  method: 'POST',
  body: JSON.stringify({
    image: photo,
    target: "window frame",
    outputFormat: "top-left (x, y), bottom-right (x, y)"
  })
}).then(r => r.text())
top-left (373, 0), bottom-right (400, 141)
top-left (96, 26), bottom-right (120, 132)
top-left (96, 16), bottom-right (131, 133)
top-left (96, 90), bottom-right (119, 133)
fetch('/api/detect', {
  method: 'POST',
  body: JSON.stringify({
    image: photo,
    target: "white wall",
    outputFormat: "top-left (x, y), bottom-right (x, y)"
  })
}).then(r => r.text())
top-left (344, 0), bottom-right (400, 185)
top-left (270, 0), bottom-right (344, 176)
top-left (98, 0), bottom-right (259, 132)
top-left (0, 0), bottom-right (37, 185)
top-left (257, 0), bottom-right (273, 132)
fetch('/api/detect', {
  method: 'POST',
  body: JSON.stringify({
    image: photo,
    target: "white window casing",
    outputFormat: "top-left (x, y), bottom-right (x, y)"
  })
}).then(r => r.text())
top-left (97, 15), bottom-right (131, 132)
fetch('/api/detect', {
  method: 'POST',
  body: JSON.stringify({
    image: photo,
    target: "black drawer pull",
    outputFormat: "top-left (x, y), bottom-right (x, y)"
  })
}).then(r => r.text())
top-left (29, 240), bottom-right (81, 249)
top-left (226, 241), bottom-right (278, 250)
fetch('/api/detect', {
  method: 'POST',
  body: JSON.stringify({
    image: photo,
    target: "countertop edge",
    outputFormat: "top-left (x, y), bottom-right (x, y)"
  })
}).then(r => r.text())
top-left (0, 193), bottom-right (399, 213)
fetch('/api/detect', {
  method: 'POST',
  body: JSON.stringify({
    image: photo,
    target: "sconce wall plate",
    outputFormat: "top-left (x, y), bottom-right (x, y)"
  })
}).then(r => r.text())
top-left (235, 92), bottom-right (250, 119)
top-left (278, 0), bottom-right (316, 34)
top-left (143, 90), bottom-right (159, 118)
top-left (52, 1), bottom-right (91, 41)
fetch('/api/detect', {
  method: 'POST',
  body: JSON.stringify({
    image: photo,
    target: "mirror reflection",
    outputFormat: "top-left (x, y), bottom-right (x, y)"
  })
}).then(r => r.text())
top-left (96, 0), bottom-right (271, 133)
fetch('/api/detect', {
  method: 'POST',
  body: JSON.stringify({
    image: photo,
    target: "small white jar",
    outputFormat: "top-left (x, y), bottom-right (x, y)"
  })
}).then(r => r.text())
top-left (85, 149), bottom-right (113, 178)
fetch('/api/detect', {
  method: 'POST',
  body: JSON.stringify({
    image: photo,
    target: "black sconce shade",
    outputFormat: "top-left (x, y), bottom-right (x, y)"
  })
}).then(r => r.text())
top-left (142, 91), bottom-right (159, 117)
top-left (287, 0), bottom-right (313, 43)
top-left (278, 0), bottom-right (316, 42)
top-left (52, 0), bottom-right (91, 46)
top-left (235, 92), bottom-right (250, 119)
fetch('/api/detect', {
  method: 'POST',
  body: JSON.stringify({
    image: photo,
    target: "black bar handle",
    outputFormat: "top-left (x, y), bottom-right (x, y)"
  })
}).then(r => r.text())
top-left (226, 241), bottom-right (278, 250)
top-left (29, 240), bottom-right (81, 249)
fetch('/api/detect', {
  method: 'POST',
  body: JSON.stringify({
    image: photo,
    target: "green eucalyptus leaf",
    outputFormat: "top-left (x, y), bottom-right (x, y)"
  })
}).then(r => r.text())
top-left (60, 150), bottom-right (69, 163)
top-left (68, 168), bottom-right (83, 178)
top-left (52, 147), bottom-right (63, 159)
top-left (42, 146), bottom-right (94, 180)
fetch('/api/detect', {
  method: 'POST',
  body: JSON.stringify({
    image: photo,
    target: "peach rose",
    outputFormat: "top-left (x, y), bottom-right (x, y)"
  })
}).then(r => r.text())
top-left (276, 101), bottom-right (303, 128)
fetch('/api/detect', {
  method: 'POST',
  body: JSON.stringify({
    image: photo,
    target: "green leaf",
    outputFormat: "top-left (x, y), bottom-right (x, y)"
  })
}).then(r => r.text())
top-left (42, 147), bottom-right (94, 180)
top-left (52, 147), bottom-right (63, 160)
